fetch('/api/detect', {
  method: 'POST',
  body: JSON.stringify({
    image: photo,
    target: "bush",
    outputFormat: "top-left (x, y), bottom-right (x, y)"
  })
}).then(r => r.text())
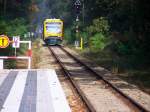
top-left (85, 17), bottom-right (110, 51)
top-left (90, 33), bottom-right (108, 51)
top-left (86, 17), bottom-right (110, 36)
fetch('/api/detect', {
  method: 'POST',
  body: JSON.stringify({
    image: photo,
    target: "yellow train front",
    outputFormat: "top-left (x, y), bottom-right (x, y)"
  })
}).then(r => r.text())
top-left (43, 19), bottom-right (63, 45)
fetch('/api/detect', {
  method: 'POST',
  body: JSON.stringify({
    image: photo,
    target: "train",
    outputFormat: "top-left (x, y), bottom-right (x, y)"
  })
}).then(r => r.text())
top-left (43, 19), bottom-right (63, 45)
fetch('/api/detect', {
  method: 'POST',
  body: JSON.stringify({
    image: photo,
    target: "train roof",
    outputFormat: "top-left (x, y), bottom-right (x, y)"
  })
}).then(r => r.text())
top-left (44, 19), bottom-right (63, 22)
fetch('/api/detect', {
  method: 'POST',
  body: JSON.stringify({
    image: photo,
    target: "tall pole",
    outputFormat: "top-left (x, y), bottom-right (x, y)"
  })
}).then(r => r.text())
top-left (74, 0), bottom-right (81, 47)
top-left (82, 0), bottom-right (85, 26)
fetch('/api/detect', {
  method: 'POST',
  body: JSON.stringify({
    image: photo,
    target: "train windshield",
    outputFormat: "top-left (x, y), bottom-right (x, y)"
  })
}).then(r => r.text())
top-left (46, 22), bottom-right (61, 33)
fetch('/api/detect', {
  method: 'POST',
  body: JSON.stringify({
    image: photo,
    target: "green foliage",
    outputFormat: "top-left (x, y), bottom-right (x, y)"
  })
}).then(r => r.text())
top-left (116, 42), bottom-right (131, 55)
top-left (0, 18), bottom-right (28, 38)
top-left (0, 0), bottom-right (31, 18)
top-left (85, 17), bottom-right (110, 51)
top-left (90, 33), bottom-right (108, 51)
top-left (87, 17), bottom-right (110, 35)
top-left (64, 28), bottom-right (74, 44)
top-left (48, 0), bottom-right (73, 25)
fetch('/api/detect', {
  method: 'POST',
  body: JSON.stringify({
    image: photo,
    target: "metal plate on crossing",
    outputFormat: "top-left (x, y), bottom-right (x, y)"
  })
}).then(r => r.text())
top-left (75, 0), bottom-right (81, 5)
top-left (0, 35), bottom-right (10, 48)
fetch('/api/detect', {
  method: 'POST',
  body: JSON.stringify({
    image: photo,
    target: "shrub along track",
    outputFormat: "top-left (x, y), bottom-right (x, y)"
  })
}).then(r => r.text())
top-left (48, 46), bottom-right (149, 112)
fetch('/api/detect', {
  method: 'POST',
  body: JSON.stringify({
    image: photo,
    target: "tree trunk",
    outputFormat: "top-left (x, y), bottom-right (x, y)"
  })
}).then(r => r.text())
top-left (4, 0), bottom-right (7, 15)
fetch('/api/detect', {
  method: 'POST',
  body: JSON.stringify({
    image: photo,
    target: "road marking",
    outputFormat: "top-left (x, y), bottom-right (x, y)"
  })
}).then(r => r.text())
top-left (19, 71), bottom-right (37, 112)
top-left (1, 71), bottom-right (28, 112)
top-left (0, 71), bottom-right (18, 110)
top-left (0, 69), bottom-right (71, 112)
top-left (47, 70), bottom-right (71, 112)
top-left (0, 71), bottom-right (9, 86)
top-left (36, 70), bottom-right (54, 112)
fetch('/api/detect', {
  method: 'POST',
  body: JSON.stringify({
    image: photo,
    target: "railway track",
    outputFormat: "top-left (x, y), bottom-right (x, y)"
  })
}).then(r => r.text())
top-left (48, 46), bottom-right (149, 112)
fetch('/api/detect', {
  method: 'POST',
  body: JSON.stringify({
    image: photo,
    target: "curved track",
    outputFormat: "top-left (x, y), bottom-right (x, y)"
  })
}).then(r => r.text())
top-left (48, 46), bottom-right (149, 112)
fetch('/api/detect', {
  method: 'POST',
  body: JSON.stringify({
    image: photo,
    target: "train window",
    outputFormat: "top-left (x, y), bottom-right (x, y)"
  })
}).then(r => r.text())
top-left (46, 23), bottom-right (62, 33)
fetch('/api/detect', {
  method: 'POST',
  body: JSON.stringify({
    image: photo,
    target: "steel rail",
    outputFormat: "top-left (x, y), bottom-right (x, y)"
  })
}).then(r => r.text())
top-left (48, 46), bottom-right (96, 112)
top-left (60, 46), bottom-right (149, 112)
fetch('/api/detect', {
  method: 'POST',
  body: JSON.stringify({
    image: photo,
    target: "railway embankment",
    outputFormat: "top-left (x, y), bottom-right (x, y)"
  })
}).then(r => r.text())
top-left (64, 46), bottom-right (150, 111)
top-left (67, 46), bottom-right (150, 93)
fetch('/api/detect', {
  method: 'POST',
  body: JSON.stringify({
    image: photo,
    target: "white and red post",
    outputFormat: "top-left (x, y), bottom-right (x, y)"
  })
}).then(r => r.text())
top-left (0, 39), bottom-right (32, 69)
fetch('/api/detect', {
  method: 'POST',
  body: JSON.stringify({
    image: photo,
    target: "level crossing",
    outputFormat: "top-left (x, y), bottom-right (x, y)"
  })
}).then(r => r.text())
top-left (0, 69), bottom-right (71, 112)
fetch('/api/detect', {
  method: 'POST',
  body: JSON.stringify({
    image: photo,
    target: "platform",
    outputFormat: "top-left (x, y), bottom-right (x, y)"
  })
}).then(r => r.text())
top-left (0, 69), bottom-right (71, 112)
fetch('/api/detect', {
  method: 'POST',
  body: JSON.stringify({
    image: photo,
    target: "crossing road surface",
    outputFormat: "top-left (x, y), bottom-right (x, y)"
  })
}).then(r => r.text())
top-left (0, 69), bottom-right (71, 112)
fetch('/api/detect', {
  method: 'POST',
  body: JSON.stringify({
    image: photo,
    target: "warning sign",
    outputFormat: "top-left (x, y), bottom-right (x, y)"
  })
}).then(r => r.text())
top-left (12, 36), bottom-right (20, 48)
top-left (0, 35), bottom-right (10, 48)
